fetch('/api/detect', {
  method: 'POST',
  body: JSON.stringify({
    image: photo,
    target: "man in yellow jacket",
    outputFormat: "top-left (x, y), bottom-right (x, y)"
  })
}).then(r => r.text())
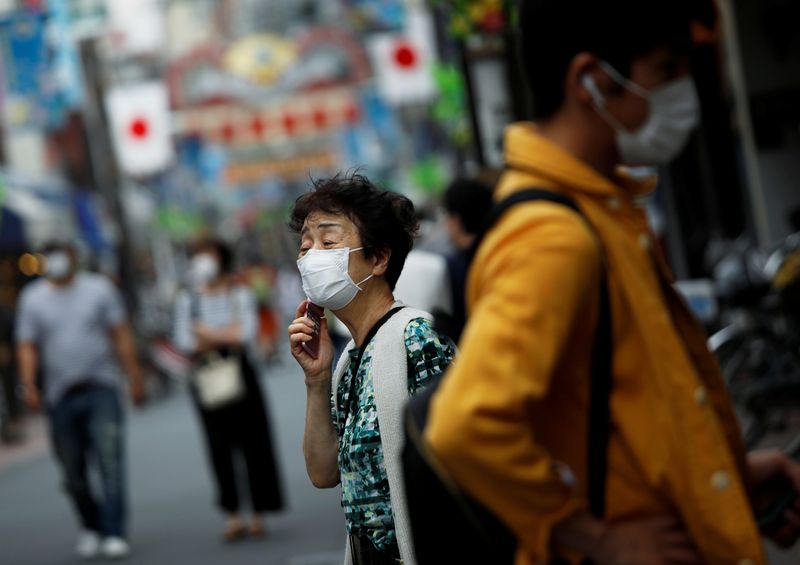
top-left (426, 1), bottom-right (800, 563)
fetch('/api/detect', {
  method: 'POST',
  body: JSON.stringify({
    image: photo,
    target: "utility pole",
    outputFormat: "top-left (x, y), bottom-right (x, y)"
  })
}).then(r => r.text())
top-left (78, 38), bottom-right (138, 308)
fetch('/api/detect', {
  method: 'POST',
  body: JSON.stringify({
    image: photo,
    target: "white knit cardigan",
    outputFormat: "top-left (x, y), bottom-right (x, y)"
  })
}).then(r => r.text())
top-left (331, 302), bottom-right (429, 565)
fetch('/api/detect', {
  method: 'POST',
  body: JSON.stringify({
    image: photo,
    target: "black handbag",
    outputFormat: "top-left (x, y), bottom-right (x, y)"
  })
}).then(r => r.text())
top-left (402, 190), bottom-right (612, 565)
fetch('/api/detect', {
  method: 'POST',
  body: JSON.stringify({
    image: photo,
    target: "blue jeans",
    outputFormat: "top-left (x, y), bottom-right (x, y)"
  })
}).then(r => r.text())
top-left (48, 385), bottom-right (126, 537)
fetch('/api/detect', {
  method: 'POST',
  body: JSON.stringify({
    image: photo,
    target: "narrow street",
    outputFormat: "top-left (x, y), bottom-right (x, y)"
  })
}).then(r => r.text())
top-left (1, 352), bottom-right (798, 564)
top-left (0, 356), bottom-right (345, 565)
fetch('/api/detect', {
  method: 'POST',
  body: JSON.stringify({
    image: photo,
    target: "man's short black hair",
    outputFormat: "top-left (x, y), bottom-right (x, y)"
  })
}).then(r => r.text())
top-left (443, 179), bottom-right (494, 235)
top-left (519, 0), bottom-right (696, 119)
top-left (41, 240), bottom-right (77, 256)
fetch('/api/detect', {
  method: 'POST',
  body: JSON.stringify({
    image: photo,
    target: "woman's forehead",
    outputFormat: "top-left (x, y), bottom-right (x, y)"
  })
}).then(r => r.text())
top-left (303, 211), bottom-right (356, 233)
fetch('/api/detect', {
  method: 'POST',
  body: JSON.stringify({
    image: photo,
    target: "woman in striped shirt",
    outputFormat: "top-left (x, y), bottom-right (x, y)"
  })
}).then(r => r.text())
top-left (174, 239), bottom-right (284, 541)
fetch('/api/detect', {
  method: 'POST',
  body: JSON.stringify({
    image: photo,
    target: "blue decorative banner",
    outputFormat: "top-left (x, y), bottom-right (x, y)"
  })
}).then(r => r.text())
top-left (0, 11), bottom-right (47, 97)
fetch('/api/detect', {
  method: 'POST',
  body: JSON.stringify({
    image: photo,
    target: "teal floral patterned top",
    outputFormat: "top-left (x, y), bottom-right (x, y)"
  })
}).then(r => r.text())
top-left (333, 318), bottom-right (456, 555)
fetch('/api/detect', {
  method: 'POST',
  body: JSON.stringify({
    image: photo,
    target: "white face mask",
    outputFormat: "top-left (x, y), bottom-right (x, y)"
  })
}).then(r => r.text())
top-left (583, 61), bottom-right (700, 166)
top-left (297, 247), bottom-right (373, 311)
top-left (46, 252), bottom-right (72, 280)
top-left (190, 254), bottom-right (220, 287)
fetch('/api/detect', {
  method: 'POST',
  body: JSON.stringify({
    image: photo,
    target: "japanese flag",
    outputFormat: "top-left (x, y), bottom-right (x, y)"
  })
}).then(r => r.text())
top-left (106, 82), bottom-right (174, 177)
top-left (367, 8), bottom-right (438, 106)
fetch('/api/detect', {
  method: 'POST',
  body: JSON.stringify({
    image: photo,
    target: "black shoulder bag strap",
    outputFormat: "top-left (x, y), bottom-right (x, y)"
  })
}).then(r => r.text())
top-left (472, 189), bottom-right (612, 520)
top-left (588, 272), bottom-right (611, 518)
top-left (340, 306), bottom-right (406, 437)
top-left (189, 291), bottom-right (200, 321)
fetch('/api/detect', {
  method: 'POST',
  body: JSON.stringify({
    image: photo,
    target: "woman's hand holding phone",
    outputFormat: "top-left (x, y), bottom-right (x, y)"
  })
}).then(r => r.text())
top-left (288, 300), bottom-right (334, 383)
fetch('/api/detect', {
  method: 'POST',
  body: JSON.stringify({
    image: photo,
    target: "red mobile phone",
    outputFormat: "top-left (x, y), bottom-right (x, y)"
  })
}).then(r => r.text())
top-left (301, 302), bottom-right (324, 359)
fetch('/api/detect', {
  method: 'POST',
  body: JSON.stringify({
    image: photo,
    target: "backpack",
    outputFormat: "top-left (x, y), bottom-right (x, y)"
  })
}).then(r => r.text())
top-left (402, 189), bottom-right (612, 565)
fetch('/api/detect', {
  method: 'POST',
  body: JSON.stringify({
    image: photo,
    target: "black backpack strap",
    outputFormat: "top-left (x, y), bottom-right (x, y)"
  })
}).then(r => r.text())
top-left (340, 306), bottom-right (406, 438)
top-left (474, 188), bottom-right (612, 519)
top-left (468, 189), bottom-right (582, 263)
top-left (588, 276), bottom-right (611, 518)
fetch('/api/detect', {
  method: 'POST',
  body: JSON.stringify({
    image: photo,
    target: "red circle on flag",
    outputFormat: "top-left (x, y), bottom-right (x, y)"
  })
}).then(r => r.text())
top-left (251, 117), bottom-right (267, 137)
top-left (283, 113), bottom-right (297, 135)
top-left (393, 42), bottom-right (417, 69)
top-left (312, 108), bottom-right (328, 129)
top-left (129, 117), bottom-right (149, 140)
top-left (221, 123), bottom-right (235, 143)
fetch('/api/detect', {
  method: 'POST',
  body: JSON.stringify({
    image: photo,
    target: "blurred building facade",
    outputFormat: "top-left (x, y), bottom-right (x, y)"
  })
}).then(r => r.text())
top-left (0, 0), bottom-right (795, 308)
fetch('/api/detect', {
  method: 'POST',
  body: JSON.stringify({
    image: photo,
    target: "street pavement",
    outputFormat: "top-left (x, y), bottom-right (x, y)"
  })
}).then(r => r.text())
top-left (0, 356), bottom-right (345, 565)
top-left (1, 352), bottom-right (798, 564)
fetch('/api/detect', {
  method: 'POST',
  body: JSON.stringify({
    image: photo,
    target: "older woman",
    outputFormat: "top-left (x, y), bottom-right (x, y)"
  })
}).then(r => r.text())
top-left (287, 175), bottom-right (456, 565)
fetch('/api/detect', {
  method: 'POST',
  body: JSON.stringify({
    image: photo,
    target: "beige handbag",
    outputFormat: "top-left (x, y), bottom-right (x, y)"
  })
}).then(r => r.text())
top-left (193, 353), bottom-right (245, 410)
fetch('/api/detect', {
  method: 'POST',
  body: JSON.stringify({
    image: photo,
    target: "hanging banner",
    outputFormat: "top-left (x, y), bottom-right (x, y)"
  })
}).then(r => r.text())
top-left (223, 34), bottom-right (297, 85)
top-left (106, 81), bottom-right (175, 177)
top-left (367, 8), bottom-right (438, 106)
top-left (0, 11), bottom-right (47, 99)
top-left (46, 0), bottom-right (86, 127)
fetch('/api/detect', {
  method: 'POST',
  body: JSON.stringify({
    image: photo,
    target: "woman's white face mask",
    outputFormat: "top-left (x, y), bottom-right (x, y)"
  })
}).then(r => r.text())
top-left (190, 254), bottom-right (220, 287)
top-left (296, 247), bottom-right (373, 311)
top-left (583, 60), bottom-right (700, 166)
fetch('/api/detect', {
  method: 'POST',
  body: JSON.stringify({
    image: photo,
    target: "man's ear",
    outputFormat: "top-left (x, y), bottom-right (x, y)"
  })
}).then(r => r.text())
top-left (566, 52), bottom-right (614, 108)
top-left (371, 247), bottom-right (391, 277)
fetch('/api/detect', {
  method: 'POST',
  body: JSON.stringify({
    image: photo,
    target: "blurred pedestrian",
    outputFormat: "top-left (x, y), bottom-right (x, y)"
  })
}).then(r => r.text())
top-left (424, 1), bottom-right (800, 564)
top-left (287, 174), bottom-right (455, 565)
top-left (439, 178), bottom-right (493, 342)
top-left (0, 301), bottom-right (24, 444)
top-left (173, 239), bottom-right (283, 542)
top-left (15, 241), bottom-right (145, 560)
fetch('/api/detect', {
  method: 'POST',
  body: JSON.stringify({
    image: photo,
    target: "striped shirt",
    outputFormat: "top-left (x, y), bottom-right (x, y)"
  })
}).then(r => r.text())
top-left (173, 286), bottom-right (257, 355)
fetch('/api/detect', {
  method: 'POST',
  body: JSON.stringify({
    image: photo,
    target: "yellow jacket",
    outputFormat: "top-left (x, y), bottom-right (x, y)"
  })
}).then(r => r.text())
top-left (426, 124), bottom-right (764, 564)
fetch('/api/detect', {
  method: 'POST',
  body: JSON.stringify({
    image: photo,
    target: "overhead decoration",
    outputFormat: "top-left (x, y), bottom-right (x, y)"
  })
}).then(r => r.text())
top-left (223, 34), bottom-right (298, 85)
top-left (167, 28), bottom-right (370, 108)
top-left (173, 87), bottom-right (361, 146)
top-left (225, 152), bottom-right (338, 185)
top-left (166, 44), bottom-right (226, 108)
top-left (345, 0), bottom-right (407, 32)
top-left (290, 27), bottom-right (372, 91)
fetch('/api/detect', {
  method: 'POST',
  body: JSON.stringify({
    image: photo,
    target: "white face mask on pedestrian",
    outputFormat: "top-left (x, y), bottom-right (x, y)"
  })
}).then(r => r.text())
top-left (296, 247), bottom-right (373, 311)
top-left (582, 60), bottom-right (700, 166)
top-left (46, 251), bottom-right (73, 280)
top-left (190, 254), bottom-right (220, 287)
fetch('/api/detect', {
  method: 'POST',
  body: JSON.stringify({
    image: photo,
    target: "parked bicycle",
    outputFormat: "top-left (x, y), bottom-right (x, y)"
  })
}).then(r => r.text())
top-left (708, 232), bottom-right (800, 448)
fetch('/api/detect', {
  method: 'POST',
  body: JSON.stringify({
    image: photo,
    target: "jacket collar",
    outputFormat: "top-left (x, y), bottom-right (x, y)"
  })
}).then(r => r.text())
top-left (503, 122), bottom-right (656, 199)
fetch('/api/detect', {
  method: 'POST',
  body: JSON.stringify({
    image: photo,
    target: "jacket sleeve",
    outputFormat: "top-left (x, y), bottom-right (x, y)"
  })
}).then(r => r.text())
top-left (425, 205), bottom-right (602, 562)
